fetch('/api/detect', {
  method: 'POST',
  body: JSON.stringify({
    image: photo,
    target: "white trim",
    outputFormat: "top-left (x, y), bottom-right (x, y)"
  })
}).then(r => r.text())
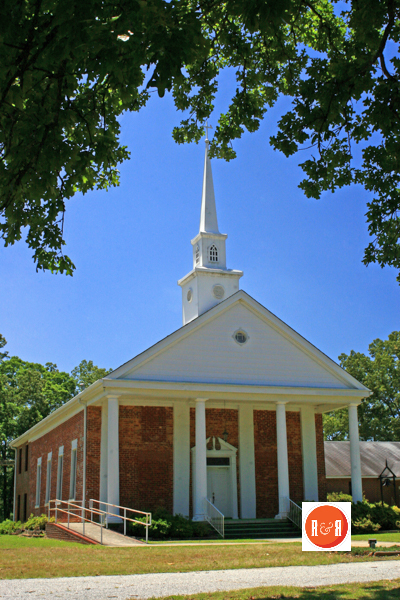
top-left (56, 453), bottom-right (63, 501)
top-left (100, 400), bottom-right (108, 508)
top-left (69, 440), bottom-right (78, 501)
top-left (300, 406), bottom-right (319, 501)
top-left (45, 452), bottom-right (52, 505)
top-left (35, 457), bottom-right (42, 508)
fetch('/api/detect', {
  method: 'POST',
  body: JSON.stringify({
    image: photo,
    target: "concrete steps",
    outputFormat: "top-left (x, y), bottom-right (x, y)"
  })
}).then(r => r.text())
top-left (224, 518), bottom-right (301, 539)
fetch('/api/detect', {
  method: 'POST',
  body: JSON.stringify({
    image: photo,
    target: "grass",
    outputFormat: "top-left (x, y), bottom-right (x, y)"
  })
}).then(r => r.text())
top-left (352, 532), bottom-right (400, 542)
top-left (0, 536), bottom-right (399, 580)
top-left (149, 580), bottom-right (400, 600)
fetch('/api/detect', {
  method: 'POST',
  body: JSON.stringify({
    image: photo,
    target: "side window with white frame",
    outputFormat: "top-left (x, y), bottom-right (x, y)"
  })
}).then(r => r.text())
top-left (35, 457), bottom-right (42, 508)
top-left (56, 446), bottom-right (64, 501)
top-left (69, 440), bottom-right (78, 501)
top-left (45, 452), bottom-right (52, 505)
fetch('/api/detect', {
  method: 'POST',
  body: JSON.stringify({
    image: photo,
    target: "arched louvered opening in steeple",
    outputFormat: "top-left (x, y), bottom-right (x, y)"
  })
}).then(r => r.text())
top-left (209, 244), bottom-right (218, 263)
top-left (195, 245), bottom-right (200, 265)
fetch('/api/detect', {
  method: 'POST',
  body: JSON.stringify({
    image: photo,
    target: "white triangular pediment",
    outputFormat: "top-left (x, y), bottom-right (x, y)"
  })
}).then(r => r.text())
top-left (111, 292), bottom-right (365, 390)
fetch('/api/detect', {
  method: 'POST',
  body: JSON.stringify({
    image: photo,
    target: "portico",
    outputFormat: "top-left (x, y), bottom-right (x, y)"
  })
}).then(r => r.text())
top-left (95, 371), bottom-right (367, 522)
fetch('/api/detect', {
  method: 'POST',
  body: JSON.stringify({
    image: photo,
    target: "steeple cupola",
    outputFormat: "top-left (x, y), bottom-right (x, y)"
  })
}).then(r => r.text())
top-left (178, 132), bottom-right (243, 325)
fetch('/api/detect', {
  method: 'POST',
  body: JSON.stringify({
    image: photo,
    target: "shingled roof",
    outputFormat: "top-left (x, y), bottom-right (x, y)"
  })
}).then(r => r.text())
top-left (325, 441), bottom-right (400, 478)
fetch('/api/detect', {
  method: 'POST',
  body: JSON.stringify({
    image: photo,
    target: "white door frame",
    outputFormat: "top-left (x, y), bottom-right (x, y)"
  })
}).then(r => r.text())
top-left (192, 436), bottom-right (238, 519)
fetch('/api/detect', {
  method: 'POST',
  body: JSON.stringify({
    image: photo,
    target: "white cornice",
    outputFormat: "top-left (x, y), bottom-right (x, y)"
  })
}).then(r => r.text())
top-left (191, 232), bottom-right (228, 244)
top-left (178, 267), bottom-right (244, 286)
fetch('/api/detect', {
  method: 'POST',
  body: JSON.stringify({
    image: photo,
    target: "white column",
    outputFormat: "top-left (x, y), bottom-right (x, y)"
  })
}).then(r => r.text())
top-left (99, 400), bottom-right (108, 509)
top-left (300, 405), bottom-right (319, 501)
top-left (107, 396), bottom-right (120, 521)
top-left (349, 404), bottom-right (363, 503)
top-left (173, 402), bottom-right (190, 516)
top-left (193, 399), bottom-right (207, 521)
top-left (275, 402), bottom-right (290, 519)
top-left (239, 404), bottom-right (256, 518)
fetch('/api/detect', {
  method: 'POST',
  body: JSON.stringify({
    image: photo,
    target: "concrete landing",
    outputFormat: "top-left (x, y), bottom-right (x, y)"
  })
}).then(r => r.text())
top-left (68, 523), bottom-right (145, 546)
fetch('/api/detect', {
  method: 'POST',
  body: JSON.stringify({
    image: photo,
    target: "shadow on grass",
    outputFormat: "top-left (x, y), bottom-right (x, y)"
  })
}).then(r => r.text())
top-left (160, 580), bottom-right (400, 600)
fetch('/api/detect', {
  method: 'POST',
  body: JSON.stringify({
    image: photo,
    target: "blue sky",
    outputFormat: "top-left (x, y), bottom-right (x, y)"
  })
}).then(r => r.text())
top-left (1, 88), bottom-right (399, 374)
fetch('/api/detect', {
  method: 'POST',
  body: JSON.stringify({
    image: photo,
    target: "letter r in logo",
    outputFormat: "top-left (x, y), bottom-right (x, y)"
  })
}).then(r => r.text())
top-left (312, 520), bottom-right (318, 536)
top-left (335, 520), bottom-right (341, 536)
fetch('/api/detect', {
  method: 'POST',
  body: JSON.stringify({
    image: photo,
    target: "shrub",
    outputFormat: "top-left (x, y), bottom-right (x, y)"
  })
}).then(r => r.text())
top-left (327, 493), bottom-right (400, 533)
top-left (192, 520), bottom-right (211, 538)
top-left (127, 509), bottom-right (213, 540)
top-left (352, 517), bottom-right (381, 534)
top-left (23, 513), bottom-right (54, 531)
top-left (327, 492), bottom-right (353, 503)
top-left (170, 514), bottom-right (193, 539)
top-left (0, 519), bottom-right (22, 535)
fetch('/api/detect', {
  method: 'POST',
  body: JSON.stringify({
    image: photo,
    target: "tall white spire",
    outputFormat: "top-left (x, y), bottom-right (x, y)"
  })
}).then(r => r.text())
top-left (178, 128), bottom-right (243, 325)
top-left (199, 139), bottom-right (219, 234)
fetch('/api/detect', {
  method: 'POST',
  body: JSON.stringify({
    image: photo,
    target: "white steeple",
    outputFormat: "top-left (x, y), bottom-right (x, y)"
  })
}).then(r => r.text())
top-left (178, 130), bottom-right (243, 325)
top-left (199, 130), bottom-right (219, 234)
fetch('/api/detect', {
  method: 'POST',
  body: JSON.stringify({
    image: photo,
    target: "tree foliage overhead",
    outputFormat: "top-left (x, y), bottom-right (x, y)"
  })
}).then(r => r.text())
top-left (323, 331), bottom-right (400, 441)
top-left (1, 1), bottom-right (400, 279)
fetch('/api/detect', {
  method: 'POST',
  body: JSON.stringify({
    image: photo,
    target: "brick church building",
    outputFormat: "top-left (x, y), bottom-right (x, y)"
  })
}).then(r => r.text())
top-left (12, 135), bottom-right (370, 524)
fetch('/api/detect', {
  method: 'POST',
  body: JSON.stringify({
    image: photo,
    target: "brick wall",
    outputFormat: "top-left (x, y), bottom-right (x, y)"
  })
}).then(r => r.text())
top-left (254, 410), bottom-right (279, 518)
top-left (86, 406), bottom-right (101, 505)
top-left (287, 412), bottom-right (304, 505)
top-left (315, 414), bottom-right (327, 501)
top-left (29, 411), bottom-right (84, 516)
top-left (119, 406), bottom-right (173, 513)
top-left (254, 410), bottom-right (324, 517)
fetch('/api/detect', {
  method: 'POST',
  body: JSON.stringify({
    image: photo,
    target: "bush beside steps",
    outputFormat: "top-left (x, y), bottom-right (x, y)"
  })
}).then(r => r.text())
top-left (0, 514), bottom-right (54, 536)
top-left (327, 492), bottom-right (400, 534)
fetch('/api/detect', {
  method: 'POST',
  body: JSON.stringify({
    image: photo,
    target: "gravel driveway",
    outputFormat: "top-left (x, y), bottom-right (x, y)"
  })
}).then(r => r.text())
top-left (1, 560), bottom-right (399, 600)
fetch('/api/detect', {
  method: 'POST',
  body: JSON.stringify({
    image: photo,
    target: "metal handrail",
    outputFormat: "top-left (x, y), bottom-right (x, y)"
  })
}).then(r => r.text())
top-left (203, 497), bottom-right (224, 538)
top-left (48, 499), bottom-right (105, 544)
top-left (89, 499), bottom-right (152, 543)
top-left (287, 498), bottom-right (302, 530)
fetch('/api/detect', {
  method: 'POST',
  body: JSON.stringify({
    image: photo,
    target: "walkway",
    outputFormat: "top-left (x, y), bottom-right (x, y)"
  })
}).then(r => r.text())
top-left (2, 560), bottom-right (399, 600)
top-left (68, 523), bottom-right (144, 546)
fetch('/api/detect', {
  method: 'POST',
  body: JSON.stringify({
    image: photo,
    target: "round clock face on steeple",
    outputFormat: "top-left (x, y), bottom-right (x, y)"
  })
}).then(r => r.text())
top-left (187, 289), bottom-right (193, 302)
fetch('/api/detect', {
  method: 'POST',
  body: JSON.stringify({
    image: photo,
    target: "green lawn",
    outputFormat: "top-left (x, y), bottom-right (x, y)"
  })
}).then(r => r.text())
top-left (0, 535), bottom-right (82, 549)
top-left (0, 535), bottom-right (399, 580)
top-left (352, 532), bottom-right (400, 542)
top-left (150, 580), bottom-right (400, 600)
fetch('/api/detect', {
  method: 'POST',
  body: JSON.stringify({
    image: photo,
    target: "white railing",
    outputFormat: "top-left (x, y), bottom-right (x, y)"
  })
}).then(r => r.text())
top-left (203, 497), bottom-right (224, 538)
top-left (48, 499), bottom-right (152, 544)
top-left (89, 499), bottom-right (152, 544)
top-left (48, 499), bottom-right (105, 544)
top-left (287, 498), bottom-right (302, 530)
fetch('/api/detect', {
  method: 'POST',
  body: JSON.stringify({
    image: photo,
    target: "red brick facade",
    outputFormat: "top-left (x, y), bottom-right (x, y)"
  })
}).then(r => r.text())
top-left (26, 411), bottom-right (84, 517)
top-left (86, 406), bottom-right (102, 505)
top-left (119, 406), bottom-right (174, 513)
top-left (15, 404), bottom-right (327, 520)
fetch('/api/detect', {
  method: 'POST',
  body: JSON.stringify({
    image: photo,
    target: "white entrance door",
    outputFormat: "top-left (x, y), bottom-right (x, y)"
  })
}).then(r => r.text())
top-left (207, 467), bottom-right (231, 516)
